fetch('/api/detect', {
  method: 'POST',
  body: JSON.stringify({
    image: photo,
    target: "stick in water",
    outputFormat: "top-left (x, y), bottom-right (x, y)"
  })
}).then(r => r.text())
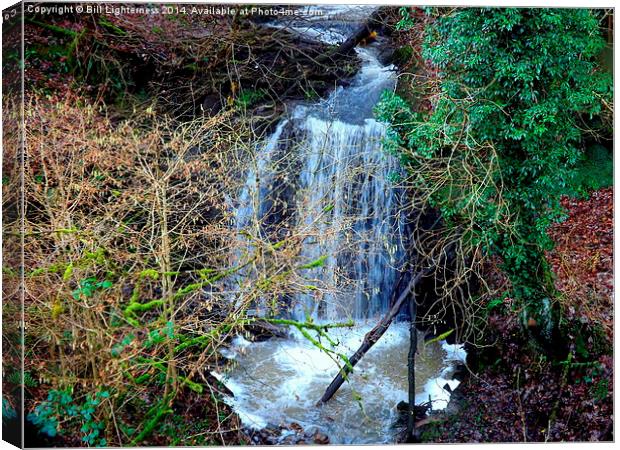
top-left (406, 291), bottom-right (418, 442)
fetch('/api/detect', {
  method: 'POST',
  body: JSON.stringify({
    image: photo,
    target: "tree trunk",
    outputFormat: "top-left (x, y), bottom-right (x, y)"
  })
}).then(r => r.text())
top-left (406, 293), bottom-right (418, 442)
top-left (317, 267), bottom-right (429, 405)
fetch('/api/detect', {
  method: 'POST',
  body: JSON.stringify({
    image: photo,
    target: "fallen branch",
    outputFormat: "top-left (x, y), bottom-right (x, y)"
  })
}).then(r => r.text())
top-left (317, 266), bottom-right (431, 404)
top-left (317, 240), bottom-right (458, 405)
top-left (262, 317), bottom-right (354, 331)
top-left (406, 289), bottom-right (418, 442)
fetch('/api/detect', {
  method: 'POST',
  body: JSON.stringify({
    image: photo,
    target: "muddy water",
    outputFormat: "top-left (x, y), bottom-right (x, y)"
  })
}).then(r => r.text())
top-left (218, 323), bottom-right (465, 444)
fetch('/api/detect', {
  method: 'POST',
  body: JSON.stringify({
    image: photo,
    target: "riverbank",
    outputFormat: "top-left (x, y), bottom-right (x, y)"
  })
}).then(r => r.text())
top-left (418, 188), bottom-right (613, 442)
top-left (17, 7), bottom-right (361, 114)
top-left (383, 7), bottom-right (613, 443)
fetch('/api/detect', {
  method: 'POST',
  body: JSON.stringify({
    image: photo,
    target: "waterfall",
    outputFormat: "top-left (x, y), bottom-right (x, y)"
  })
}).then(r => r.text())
top-left (222, 8), bottom-right (467, 443)
top-left (292, 115), bottom-right (406, 320)
top-left (235, 119), bottom-right (290, 234)
top-left (233, 31), bottom-right (407, 321)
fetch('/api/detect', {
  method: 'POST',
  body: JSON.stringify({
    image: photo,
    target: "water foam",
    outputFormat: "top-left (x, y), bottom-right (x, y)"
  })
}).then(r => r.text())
top-left (218, 323), bottom-right (466, 442)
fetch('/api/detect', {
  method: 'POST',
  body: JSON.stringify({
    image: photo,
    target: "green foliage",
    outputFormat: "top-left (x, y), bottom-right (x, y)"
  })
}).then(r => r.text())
top-left (590, 378), bottom-right (609, 402)
top-left (235, 89), bottom-right (266, 108)
top-left (158, 414), bottom-right (214, 446)
top-left (392, 45), bottom-right (414, 67)
top-left (72, 277), bottom-right (113, 300)
top-left (419, 420), bottom-right (447, 442)
top-left (111, 334), bottom-right (135, 358)
top-left (395, 7), bottom-right (415, 31)
top-left (130, 395), bottom-right (174, 446)
top-left (485, 298), bottom-right (505, 312)
top-left (566, 144), bottom-right (613, 197)
top-left (144, 322), bottom-right (175, 349)
top-left (376, 8), bottom-right (612, 326)
top-left (27, 388), bottom-right (110, 446)
top-left (78, 392), bottom-right (110, 446)
top-left (6, 370), bottom-right (38, 388)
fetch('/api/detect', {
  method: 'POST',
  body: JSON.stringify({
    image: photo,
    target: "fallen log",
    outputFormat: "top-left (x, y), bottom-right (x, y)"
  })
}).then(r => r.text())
top-left (317, 266), bottom-right (430, 404)
top-left (317, 8), bottom-right (386, 62)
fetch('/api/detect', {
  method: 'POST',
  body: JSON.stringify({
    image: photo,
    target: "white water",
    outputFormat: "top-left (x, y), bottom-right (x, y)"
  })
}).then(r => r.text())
top-left (223, 7), bottom-right (466, 443)
top-left (234, 23), bottom-right (406, 321)
top-left (217, 324), bottom-right (466, 444)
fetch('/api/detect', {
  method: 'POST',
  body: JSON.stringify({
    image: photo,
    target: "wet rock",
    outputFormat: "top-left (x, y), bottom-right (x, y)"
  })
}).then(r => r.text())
top-left (244, 421), bottom-right (332, 446)
top-left (243, 320), bottom-right (289, 342)
top-left (312, 431), bottom-right (330, 445)
top-left (452, 363), bottom-right (467, 382)
top-left (289, 422), bottom-right (304, 433)
top-left (200, 94), bottom-right (223, 116)
top-left (258, 426), bottom-right (280, 445)
top-left (443, 383), bottom-right (466, 416)
top-left (376, 47), bottom-right (395, 66)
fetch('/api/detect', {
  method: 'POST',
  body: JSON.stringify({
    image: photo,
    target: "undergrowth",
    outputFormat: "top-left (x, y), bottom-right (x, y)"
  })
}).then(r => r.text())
top-left (6, 94), bottom-right (352, 446)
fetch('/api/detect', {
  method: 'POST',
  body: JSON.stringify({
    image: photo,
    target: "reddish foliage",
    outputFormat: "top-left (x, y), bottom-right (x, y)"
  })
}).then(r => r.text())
top-left (432, 315), bottom-right (613, 442)
top-left (547, 188), bottom-right (613, 341)
top-left (21, 10), bottom-right (234, 99)
top-left (431, 188), bottom-right (613, 443)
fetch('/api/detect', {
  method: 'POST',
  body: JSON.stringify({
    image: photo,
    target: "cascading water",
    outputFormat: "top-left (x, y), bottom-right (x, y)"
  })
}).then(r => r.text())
top-left (233, 33), bottom-right (407, 321)
top-left (291, 114), bottom-right (406, 321)
top-left (221, 7), bottom-right (466, 444)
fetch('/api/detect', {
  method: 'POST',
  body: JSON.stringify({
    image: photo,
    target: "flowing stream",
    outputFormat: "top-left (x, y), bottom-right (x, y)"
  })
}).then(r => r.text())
top-left (220, 6), bottom-right (466, 444)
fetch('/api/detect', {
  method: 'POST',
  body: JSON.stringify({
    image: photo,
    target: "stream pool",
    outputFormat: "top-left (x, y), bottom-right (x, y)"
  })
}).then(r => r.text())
top-left (216, 323), bottom-right (466, 444)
